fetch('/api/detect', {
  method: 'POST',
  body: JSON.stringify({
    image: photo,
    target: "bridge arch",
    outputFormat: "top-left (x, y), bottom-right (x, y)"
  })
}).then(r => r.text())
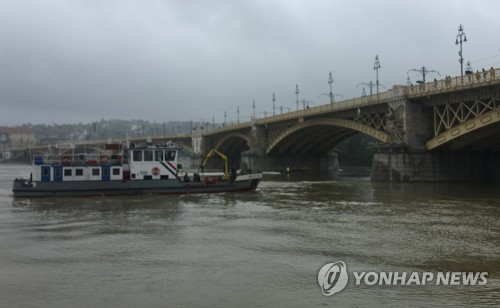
top-left (266, 118), bottom-right (389, 154)
top-left (426, 108), bottom-right (500, 150)
top-left (213, 132), bottom-right (250, 159)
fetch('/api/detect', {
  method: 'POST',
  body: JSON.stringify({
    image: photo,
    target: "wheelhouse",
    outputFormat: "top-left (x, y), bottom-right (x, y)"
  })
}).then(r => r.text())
top-left (128, 146), bottom-right (180, 180)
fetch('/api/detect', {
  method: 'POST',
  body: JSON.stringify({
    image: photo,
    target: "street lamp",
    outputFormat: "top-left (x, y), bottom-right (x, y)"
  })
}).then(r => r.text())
top-left (374, 55), bottom-right (381, 94)
top-left (357, 81), bottom-right (373, 96)
top-left (295, 84), bottom-right (300, 111)
top-left (407, 66), bottom-right (441, 83)
top-left (328, 72), bottom-right (334, 103)
top-left (455, 24), bottom-right (468, 76)
top-left (280, 106), bottom-right (290, 115)
top-left (272, 93), bottom-right (276, 116)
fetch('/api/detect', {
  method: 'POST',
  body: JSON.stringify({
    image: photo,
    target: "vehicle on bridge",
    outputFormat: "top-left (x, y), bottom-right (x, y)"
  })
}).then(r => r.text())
top-left (12, 143), bottom-right (262, 198)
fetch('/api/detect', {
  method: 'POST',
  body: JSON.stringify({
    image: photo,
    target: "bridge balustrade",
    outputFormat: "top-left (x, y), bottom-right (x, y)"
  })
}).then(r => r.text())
top-left (407, 67), bottom-right (500, 97)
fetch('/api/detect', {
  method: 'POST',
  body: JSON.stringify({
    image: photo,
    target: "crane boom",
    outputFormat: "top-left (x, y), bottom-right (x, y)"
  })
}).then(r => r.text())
top-left (201, 149), bottom-right (230, 180)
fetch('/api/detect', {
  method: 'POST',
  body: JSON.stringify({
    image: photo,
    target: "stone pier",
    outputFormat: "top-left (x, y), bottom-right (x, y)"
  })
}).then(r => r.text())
top-left (371, 96), bottom-right (500, 182)
top-left (240, 151), bottom-right (339, 173)
top-left (372, 145), bottom-right (500, 182)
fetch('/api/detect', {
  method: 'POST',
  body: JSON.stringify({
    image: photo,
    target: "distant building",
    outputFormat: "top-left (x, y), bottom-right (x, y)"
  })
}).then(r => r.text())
top-left (0, 127), bottom-right (37, 149)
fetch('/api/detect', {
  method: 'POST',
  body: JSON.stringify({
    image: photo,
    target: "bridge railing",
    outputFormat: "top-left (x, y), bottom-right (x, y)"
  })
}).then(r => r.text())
top-left (406, 67), bottom-right (500, 97)
top-left (203, 122), bottom-right (254, 135)
top-left (256, 90), bottom-right (394, 125)
top-left (204, 89), bottom-right (401, 135)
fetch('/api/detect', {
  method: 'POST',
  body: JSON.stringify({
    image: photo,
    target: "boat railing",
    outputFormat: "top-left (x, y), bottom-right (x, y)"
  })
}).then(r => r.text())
top-left (33, 153), bottom-right (125, 166)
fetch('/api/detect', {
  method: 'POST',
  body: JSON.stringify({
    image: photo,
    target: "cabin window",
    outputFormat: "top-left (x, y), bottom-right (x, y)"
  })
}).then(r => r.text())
top-left (43, 168), bottom-right (49, 176)
top-left (155, 150), bottom-right (164, 161)
top-left (112, 168), bottom-right (120, 175)
top-left (64, 169), bottom-right (72, 176)
top-left (166, 151), bottom-right (176, 161)
top-left (133, 150), bottom-right (143, 162)
top-left (92, 168), bottom-right (100, 176)
top-left (144, 150), bottom-right (154, 161)
top-left (75, 169), bottom-right (83, 176)
top-left (55, 168), bottom-right (61, 177)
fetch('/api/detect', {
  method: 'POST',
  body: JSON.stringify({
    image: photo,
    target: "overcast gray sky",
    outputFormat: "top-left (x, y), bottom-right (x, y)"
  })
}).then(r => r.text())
top-left (1, 0), bottom-right (499, 126)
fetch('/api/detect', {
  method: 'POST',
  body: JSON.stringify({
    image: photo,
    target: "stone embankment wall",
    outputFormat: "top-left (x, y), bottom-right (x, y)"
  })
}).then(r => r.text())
top-left (372, 145), bottom-right (500, 182)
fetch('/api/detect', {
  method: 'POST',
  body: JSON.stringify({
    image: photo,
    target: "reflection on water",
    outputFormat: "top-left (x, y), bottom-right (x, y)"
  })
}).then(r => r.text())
top-left (0, 164), bottom-right (499, 307)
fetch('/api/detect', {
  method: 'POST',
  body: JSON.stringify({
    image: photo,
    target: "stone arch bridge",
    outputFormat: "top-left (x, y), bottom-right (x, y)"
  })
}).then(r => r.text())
top-left (201, 67), bottom-right (500, 182)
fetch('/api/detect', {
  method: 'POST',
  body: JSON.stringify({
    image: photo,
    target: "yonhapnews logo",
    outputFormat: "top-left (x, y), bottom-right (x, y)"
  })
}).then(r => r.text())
top-left (318, 261), bottom-right (488, 296)
top-left (317, 261), bottom-right (349, 296)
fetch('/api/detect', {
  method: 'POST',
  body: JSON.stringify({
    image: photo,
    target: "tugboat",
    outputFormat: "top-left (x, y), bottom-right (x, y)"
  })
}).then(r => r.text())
top-left (12, 142), bottom-right (262, 198)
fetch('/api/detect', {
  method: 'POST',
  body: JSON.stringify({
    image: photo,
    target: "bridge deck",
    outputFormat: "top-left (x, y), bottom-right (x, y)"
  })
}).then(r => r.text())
top-left (206, 67), bottom-right (500, 136)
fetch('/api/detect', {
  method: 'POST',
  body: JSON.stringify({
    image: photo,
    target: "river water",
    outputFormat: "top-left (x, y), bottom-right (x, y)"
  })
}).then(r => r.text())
top-left (0, 164), bottom-right (499, 307)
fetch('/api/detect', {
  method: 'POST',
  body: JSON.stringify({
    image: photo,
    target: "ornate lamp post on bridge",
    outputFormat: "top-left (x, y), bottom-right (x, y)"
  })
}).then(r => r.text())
top-left (357, 81), bottom-right (373, 96)
top-left (279, 106), bottom-right (290, 115)
top-left (295, 84), bottom-right (300, 111)
top-left (328, 72), bottom-right (334, 103)
top-left (272, 93), bottom-right (276, 116)
top-left (407, 66), bottom-right (441, 83)
top-left (374, 55), bottom-right (381, 94)
top-left (455, 24), bottom-right (468, 76)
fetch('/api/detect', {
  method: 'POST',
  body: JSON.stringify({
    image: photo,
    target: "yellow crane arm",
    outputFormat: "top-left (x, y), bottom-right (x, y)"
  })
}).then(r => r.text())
top-left (201, 149), bottom-right (229, 180)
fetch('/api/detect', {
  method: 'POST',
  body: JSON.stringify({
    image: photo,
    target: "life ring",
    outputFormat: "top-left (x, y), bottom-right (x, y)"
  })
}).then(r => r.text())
top-left (152, 167), bottom-right (160, 176)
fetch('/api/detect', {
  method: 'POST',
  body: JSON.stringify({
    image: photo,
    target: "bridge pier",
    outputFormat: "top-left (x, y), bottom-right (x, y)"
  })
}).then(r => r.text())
top-left (240, 152), bottom-right (278, 172)
top-left (240, 151), bottom-right (339, 174)
top-left (371, 145), bottom-right (500, 182)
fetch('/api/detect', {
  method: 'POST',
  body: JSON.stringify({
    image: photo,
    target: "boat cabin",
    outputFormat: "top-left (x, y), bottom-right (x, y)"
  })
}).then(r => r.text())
top-left (30, 144), bottom-right (181, 183)
top-left (128, 146), bottom-right (180, 180)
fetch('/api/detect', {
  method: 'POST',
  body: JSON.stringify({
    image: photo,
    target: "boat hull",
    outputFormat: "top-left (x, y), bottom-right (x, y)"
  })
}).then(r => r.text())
top-left (12, 174), bottom-right (262, 198)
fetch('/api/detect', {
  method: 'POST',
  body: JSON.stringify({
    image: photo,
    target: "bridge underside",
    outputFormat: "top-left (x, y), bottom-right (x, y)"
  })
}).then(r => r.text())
top-left (269, 125), bottom-right (358, 156)
top-left (216, 136), bottom-right (249, 160)
top-left (200, 134), bottom-right (250, 170)
top-left (267, 118), bottom-right (389, 155)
